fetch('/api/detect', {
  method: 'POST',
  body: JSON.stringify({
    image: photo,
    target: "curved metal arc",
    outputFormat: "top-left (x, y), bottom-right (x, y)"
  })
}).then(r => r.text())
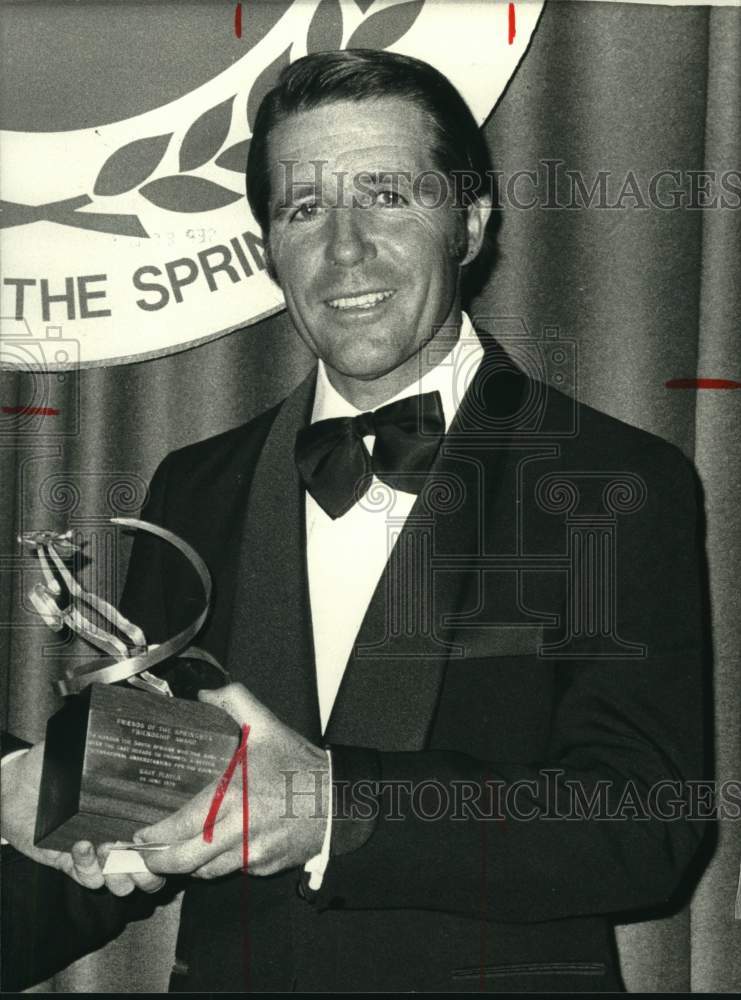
top-left (56, 517), bottom-right (214, 696)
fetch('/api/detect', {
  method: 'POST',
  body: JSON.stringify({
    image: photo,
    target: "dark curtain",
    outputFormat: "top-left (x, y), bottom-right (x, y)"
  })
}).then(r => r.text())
top-left (1, 1), bottom-right (739, 992)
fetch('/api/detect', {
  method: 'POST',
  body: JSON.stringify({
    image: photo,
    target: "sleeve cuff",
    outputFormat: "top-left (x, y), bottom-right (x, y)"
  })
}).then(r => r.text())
top-left (326, 744), bottom-right (380, 857)
top-left (303, 749), bottom-right (333, 890)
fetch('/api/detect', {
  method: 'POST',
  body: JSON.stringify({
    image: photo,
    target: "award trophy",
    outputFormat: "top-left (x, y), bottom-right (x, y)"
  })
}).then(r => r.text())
top-left (21, 518), bottom-right (241, 851)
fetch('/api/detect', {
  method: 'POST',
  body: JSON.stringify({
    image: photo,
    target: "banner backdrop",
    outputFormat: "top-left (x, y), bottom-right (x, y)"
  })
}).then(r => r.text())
top-left (0, 0), bottom-right (544, 369)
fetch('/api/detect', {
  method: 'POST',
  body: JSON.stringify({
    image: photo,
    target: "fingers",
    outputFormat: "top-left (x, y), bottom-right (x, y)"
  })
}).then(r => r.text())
top-left (135, 779), bottom-right (232, 845)
top-left (104, 872), bottom-right (138, 896)
top-left (137, 802), bottom-right (245, 876)
top-left (192, 835), bottom-right (283, 880)
top-left (92, 845), bottom-right (136, 896)
top-left (44, 843), bottom-right (139, 896)
top-left (95, 843), bottom-right (164, 897)
top-left (67, 841), bottom-right (105, 889)
top-left (130, 870), bottom-right (167, 894)
top-left (193, 848), bottom-right (245, 880)
top-left (47, 841), bottom-right (166, 896)
top-left (137, 824), bottom-right (229, 876)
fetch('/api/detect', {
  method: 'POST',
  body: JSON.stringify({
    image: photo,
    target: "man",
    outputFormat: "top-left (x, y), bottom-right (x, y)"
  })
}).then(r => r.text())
top-left (1, 50), bottom-right (706, 992)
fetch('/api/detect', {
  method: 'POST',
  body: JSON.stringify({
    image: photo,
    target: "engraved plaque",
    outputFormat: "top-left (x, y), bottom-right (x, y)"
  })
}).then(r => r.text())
top-left (35, 683), bottom-right (241, 850)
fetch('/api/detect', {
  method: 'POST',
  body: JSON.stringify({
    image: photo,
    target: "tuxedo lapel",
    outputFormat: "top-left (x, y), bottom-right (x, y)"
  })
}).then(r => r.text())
top-left (325, 335), bottom-right (530, 751)
top-left (224, 335), bottom-right (535, 752)
top-left (225, 370), bottom-right (323, 743)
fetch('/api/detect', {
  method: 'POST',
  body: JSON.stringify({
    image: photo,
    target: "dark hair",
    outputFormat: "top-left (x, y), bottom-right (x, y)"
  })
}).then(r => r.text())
top-left (246, 49), bottom-right (499, 292)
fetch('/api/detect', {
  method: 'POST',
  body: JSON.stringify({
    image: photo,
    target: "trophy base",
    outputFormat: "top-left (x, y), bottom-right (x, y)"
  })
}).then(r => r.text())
top-left (34, 683), bottom-right (241, 851)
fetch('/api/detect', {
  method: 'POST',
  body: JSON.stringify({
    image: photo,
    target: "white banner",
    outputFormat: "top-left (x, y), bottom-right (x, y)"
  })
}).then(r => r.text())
top-left (0, 0), bottom-right (544, 369)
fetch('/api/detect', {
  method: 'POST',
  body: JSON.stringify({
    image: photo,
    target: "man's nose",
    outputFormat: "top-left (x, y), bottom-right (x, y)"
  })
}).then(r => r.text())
top-left (325, 206), bottom-right (377, 267)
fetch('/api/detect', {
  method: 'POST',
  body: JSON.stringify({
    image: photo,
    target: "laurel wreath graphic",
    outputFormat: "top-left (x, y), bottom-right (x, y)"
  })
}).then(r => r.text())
top-left (0, 0), bottom-right (424, 238)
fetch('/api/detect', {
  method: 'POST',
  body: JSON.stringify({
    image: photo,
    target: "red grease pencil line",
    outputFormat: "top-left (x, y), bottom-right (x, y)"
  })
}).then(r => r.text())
top-left (234, 2), bottom-right (243, 39)
top-left (2, 405), bottom-right (60, 416)
top-left (508, 3), bottom-right (516, 45)
top-left (202, 723), bottom-right (250, 860)
top-left (241, 725), bottom-right (249, 872)
top-left (203, 723), bottom-right (251, 989)
top-left (665, 378), bottom-right (741, 390)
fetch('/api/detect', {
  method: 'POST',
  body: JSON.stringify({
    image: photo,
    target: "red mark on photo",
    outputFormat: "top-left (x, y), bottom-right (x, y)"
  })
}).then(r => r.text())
top-left (203, 723), bottom-right (250, 870)
top-left (508, 3), bottom-right (516, 45)
top-left (234, 2), bottom-right (243, 39)
top-left (1, 405), bottom-right (60, 416)
top-left (665, 378), bottom-right (741, 390)
top-left (203, 723), bottom-right (251, 990)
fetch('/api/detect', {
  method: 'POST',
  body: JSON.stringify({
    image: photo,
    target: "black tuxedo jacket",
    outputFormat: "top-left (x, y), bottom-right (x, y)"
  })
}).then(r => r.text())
top-left (2, 335), bottom-right (707, 992)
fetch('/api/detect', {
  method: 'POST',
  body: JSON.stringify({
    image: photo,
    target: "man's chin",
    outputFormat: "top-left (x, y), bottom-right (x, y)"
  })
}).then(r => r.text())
top-left (330, 363), bottom-right (399, 383)
top-left (324, 346), bottom-right (410, 382)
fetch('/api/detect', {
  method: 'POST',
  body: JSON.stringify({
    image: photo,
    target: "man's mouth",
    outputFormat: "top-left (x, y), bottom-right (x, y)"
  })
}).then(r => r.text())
top-left (325, 289), bottom-right (396, 311)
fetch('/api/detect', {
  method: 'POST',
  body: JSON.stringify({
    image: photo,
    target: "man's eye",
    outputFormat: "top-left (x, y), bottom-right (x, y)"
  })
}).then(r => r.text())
top-left (291, 201), bottom-right (321, 221)
top-left (374, 189), bottom-right (405, 208)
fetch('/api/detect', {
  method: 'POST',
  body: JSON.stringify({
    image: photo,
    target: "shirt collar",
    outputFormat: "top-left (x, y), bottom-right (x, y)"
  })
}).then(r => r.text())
top-left (311, 312), bottom-right (484, 432)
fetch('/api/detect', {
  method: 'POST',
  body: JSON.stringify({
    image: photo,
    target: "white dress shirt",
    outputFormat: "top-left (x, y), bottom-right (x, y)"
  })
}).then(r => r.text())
top-left (302, 312), bottom-right (483, 888)
top-left (306, 311), bottom-right (483, 732)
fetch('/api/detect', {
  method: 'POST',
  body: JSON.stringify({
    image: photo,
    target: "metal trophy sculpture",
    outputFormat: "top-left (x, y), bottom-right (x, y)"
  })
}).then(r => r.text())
top-left (21, 518), bottom-right (240, 851)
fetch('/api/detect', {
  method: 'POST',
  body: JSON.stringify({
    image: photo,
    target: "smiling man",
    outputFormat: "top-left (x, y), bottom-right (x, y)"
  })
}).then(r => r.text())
top-left (262, 96), bottom-right (488, 406)
top-left (1, 50), bottom-right (706, 993)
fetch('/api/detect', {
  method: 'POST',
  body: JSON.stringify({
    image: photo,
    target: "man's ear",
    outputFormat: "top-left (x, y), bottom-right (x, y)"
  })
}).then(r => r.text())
top-left (462, 196), bottom-right (493, 265)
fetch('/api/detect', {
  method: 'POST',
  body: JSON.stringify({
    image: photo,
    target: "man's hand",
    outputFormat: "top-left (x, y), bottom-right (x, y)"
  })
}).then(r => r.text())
top-left (135, 683), bottom-right (329, 879)
top-left (1, 740), bottom-right (164, 897)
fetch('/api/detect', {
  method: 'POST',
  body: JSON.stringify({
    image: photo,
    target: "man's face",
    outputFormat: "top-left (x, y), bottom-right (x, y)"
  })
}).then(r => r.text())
top-left (265, 98), bottom-right (476, 384)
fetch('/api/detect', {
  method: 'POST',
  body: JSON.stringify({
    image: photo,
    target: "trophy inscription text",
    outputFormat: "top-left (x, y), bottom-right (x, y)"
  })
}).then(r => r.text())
top-left (35, 684), bottom-right (241, 850)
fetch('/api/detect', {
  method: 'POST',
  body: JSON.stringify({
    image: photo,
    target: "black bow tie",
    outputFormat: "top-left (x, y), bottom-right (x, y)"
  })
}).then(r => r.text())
top-left (295, 391), bottom-right (446, 519)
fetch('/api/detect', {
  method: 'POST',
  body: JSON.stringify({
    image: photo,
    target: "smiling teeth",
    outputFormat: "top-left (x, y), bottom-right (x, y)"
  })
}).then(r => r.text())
top-left (327, 290), bottom-right (394, 310)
